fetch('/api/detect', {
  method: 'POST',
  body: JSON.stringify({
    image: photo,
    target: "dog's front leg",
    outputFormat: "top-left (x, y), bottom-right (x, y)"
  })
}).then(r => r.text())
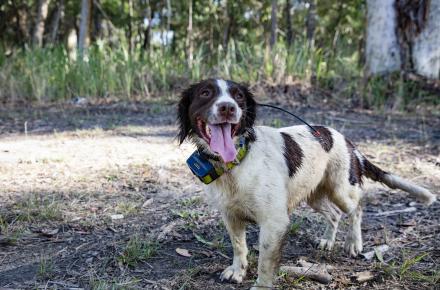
top-left (251, 216), bottom-right (290, 290)
top-left (220, 215), bottom-right (248, 283)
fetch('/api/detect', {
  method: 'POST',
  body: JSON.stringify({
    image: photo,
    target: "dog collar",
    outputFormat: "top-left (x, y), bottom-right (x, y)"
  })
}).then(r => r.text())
top-left (186, 137), bottom-right (249, 184)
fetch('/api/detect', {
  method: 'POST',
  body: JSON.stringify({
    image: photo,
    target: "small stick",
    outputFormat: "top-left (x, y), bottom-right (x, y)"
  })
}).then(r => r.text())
top-left (280, 265), bottom-right (332, 284)
top-left (374, 207), bottom-right (416, 217)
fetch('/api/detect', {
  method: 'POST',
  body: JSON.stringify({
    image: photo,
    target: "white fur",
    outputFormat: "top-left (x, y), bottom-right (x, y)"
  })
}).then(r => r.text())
top-left (201, 125), bottom-right (435, 289)
top-left (208, 79), bottom-right (242, 124)
top-left (383, 174), bottom-right (436, 205)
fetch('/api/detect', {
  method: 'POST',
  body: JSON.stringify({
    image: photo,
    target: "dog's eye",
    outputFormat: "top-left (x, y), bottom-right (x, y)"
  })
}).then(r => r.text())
top-left (200, 90), bottom-right (211, 97)
top-left (235, 92), bottom-right (244, 100)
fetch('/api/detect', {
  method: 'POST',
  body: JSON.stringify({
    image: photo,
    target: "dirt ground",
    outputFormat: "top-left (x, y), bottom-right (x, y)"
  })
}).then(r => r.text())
top-left (0, 100), bottom-right (439, 290)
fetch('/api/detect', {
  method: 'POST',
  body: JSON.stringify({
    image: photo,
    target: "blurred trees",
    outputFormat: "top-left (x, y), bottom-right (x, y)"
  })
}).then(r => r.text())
top-left (0, 0), bottom-right (438, 105)
top-left (0, 0), bottom-right (368, 58)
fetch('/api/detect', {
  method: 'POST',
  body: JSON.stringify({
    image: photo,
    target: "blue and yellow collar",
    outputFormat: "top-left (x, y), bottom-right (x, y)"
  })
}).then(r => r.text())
top-left (186, 137), bottom-right (249, 184)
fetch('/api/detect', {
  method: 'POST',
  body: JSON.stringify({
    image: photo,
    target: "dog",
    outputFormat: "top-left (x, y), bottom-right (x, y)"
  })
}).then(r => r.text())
top-left (177, 78), bottom-right (436, 289)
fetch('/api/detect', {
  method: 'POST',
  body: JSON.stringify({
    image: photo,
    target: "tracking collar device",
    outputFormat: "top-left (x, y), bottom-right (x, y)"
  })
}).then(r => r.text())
top-left (186, 137), bottom-right (249, 184)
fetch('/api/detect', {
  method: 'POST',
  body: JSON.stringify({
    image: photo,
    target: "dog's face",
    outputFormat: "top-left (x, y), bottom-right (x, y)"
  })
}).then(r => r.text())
top-left (177, 79), bottom-right (256, 162)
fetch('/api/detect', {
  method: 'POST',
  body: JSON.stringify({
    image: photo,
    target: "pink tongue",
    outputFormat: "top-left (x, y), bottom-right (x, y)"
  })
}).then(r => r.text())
top-left (208, 123), bottom-right (237, 162)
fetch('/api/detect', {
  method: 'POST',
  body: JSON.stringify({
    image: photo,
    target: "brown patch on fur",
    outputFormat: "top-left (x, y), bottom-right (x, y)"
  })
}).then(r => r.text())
top-left (281, 132), bottom-right (303, 177)
top-left (345, 138), bottom-right (362, 186)
top-left (363, 158), bottom-right (388, 182)
top-left (310, 126), bottom-right (333, 152)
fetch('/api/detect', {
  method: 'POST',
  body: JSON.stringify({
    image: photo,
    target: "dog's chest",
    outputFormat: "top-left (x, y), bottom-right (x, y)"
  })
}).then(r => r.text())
top-left (208, 172), bottom-right (257, 222)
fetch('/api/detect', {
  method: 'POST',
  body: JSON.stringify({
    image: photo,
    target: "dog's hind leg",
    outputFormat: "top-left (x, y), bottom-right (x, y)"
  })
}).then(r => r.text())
top-left (220, 216), bottom-right (248, 283)
top-left (308, 197), bottom-right (342, 251)
top-left (344, 203), bottom-right (363, 257)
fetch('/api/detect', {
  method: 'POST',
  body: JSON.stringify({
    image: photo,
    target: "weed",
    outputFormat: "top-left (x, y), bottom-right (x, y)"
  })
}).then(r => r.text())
top-left (171, 209), bottom-right (200, 221)
top-left (399, 252), bottom-right (428, 279)
top-left (118, 235), bottom-right (158, 267)
top-left (14, 194), bottom-right (63, 222)
top-left (289, 217), bottom-right (303, 236)
top-left (38, 254), bottom-right (54, 279)
top-left (179, 196), bottom-right (203, 207)
top-left (115, 201), bottom-right (139, 216)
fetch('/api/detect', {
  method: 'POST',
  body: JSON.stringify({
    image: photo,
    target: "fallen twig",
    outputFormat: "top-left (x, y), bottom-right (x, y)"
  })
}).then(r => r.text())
top-left (280, 261), bottom-right (332, 284)
top-left (374, 207), bottom-right (416, 216)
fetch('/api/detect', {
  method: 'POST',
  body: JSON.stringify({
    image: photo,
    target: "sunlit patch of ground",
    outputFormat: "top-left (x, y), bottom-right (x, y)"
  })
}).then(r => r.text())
top-left (0, 104), bottom-right (439, 289)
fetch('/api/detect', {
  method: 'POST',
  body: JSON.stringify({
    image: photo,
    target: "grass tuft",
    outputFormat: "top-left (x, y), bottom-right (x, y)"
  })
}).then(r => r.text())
top-left (118, 235), bottom-right (158, 267)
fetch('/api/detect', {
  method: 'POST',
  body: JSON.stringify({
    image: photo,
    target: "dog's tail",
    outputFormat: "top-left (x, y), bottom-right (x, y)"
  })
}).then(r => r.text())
top-left (362, 158), bottom-right (436, 205)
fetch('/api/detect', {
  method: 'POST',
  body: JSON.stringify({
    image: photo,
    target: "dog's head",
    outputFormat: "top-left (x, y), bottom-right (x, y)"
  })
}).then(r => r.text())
top-left (177, 79), bottom-right (256, 162)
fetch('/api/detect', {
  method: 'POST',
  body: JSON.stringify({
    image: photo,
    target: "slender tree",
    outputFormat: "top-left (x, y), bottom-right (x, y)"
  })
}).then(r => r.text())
top-left (306, 0), bottom-right (316, 49)
top-left (285, 0), bottom-right (293, 47)
top-left (269, 0), bottom-right (277, 49)
top-left (78, 0), bottom-right (92, 57)
top-left (48, 0), bottom-right (64, 44)
top-left (186, 0), bottom-right (193, 69)
top-left (32, 0), bottom-right (51, 47)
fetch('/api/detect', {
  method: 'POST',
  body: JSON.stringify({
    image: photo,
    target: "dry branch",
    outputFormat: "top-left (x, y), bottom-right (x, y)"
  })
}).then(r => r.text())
top-left (280, 261), bottom-right (332, 284)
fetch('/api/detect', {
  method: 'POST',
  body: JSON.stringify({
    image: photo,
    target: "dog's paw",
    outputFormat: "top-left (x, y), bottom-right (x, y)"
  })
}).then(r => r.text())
top-left (317, 238), bottom-right (335, 251)
top-left (344, 237), bottom-right (363, 257)
top-left (220, 265), bottom-right (246, 283)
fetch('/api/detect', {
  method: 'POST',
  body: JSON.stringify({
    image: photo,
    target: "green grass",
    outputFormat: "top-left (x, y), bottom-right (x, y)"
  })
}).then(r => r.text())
top-left (118, 235), bottom-right (158, 267)
top-left (379, 252), bottom-right (439, 285)
top-left (13, 193), bottom-right (63, 222)
top-left (1, 39), bottom-right (437, 109)
top-left (38, 254), bottom-right (54, 279)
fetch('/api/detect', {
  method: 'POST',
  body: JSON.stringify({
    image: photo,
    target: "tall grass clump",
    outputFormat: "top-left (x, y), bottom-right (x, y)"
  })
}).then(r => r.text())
top-left (2, 38), bottom-right (433, 108)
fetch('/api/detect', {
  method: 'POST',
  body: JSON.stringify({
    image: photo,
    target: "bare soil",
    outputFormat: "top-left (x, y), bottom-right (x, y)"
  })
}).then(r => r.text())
top-left (0, 100), bottom-right (439, 289)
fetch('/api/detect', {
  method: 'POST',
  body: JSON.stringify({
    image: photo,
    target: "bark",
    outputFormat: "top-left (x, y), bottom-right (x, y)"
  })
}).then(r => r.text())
top-left (186, 0), bottom-right (193, 69)
top-left (32, 0), bottom-right (51, 47)
top-left (269, 0), bottom-right (277, 49)
top-left (365, 0), bottom-right (401, 75)
top-left (306, 0), bottom-right (316, 49)
top-left (92, 0), bottom-right (102, 41)
top-left (127, 0), bottom-right (133, 53)
top-left (166, 0), bottom-right (171, 33)
top-left (78, 0), bottom-right (92, 57)
top-left (412, 0), bottom-right (440, 79)
top-left (49, 0), bottom-right (64, 44)
top-left (142, 0), bottom-right (152, 56)
top-left (222, 0), bottom-right (230, 49)
top-left (285, 0), bottom-right (293, 47)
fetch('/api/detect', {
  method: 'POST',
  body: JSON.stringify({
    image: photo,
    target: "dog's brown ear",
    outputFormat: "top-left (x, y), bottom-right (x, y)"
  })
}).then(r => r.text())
top-left (177, 85), bottom-right (194, 145)
top-left (241, 84), bottom-right (257, 130)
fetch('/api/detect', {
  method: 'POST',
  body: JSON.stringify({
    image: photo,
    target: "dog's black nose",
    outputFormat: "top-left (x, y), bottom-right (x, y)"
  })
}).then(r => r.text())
top-left (218, 102), bottom-right (236, 118)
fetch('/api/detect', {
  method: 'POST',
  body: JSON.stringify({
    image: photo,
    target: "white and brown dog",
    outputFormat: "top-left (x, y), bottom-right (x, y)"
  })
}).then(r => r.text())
top-left (177, 79), bottom-right (436, 289)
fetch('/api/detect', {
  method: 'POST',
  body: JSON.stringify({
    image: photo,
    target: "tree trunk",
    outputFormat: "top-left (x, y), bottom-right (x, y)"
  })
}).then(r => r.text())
top-left (222, 0), bottom-right (230, 49)
top-left (127, 0), bottom-right (133, 54)
top-left (365, 0), bottom-right (401, 75)
top-left (49, 0), bottom-right (64, 44)
top-left (412, 0), bottom-right (440, 79)
top-left (92, 0), bottom-right (102, 41)
top-left (141, 0), bottom-right (152, 58)
top-left (306, 0), bottom-right (316, 49)
top-left (285, 0), bottom-right (293, 47)
top-left (78, 0), bottom-right (92, 57)
top-left (166, 0), bottom-right (171, 33)
top-left (269, 0), bottom-right (277, 49)
top-left (186, 0), bottom-right (193, 69)
top-left (32, 0), bottom-right (51, 47)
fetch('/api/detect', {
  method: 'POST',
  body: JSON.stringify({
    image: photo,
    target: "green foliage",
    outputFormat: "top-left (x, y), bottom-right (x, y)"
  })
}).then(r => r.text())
top-left (118, 236), bottom-right (158, 267)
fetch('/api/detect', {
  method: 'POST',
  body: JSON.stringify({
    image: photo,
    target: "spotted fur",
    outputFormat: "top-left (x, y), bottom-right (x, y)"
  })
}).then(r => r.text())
top-left (177, 79), bottom-right (436, 290)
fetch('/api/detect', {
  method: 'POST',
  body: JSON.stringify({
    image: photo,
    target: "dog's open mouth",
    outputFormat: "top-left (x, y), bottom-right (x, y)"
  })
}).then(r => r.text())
top-left (197, 117), bottom-right (239, 162)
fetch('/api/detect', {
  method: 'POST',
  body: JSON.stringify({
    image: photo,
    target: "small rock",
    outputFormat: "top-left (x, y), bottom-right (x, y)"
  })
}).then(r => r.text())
top-left (111, 214), bottom-right (124, 220)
